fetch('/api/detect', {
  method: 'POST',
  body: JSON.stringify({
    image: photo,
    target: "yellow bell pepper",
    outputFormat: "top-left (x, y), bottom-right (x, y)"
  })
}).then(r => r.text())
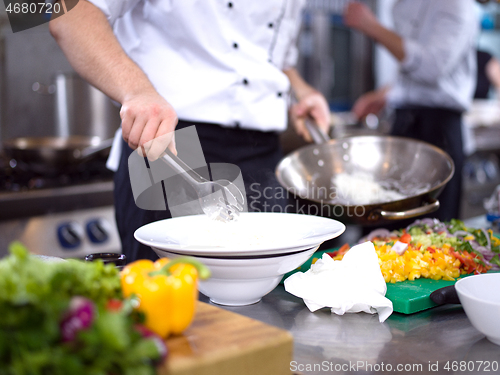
top-left (120, 257), bottom-right (210, 338)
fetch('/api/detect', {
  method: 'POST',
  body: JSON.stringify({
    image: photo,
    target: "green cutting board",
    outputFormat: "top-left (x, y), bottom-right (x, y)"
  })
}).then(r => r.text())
top-left (281, 249), bottom-right (497, 315)
top-left (385, 277), bottom-right (459, 314)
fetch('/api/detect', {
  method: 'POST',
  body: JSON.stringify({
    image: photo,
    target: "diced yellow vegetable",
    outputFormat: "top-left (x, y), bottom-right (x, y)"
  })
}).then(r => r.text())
top-left (331, 242), bottom-right (463, 283)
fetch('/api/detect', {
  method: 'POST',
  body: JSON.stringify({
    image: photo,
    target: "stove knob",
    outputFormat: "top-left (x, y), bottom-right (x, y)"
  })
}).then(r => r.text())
top-left (57, 222), bottom-right (83, 249)
top-left (86, 219), bottom-right (110, 244)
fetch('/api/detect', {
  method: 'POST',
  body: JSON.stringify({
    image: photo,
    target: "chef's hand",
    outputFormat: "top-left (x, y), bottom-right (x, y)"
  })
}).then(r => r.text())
top-left (351, 87), bottom-right (388, 120)
top-left (343, 2), bottom-right (379, 35)
top-left (290, 90), bottom-right (331, 143)
top-left (120, 90), bottom-right (179, 160)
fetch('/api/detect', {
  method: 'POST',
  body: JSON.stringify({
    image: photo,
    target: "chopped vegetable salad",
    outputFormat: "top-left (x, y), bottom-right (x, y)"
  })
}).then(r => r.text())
top-left (328, 219), bottom-right (500, 283)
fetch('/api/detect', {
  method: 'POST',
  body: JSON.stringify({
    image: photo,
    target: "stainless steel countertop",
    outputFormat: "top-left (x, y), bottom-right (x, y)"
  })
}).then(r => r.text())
top-left (199, 215), bottom-right (500, 374)
top-left (200, 285), bottom-right (500, 374)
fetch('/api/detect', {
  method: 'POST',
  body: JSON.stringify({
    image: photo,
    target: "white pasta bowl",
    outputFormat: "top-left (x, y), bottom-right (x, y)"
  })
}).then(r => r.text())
top-left (134, 212), bottom-right (345, 257)
top-left (455, 273), bottom-right (500, 346)
top-left (151, 246), bottom-right (319, 306)
top-left (135, 212), bottom-right (345, 305)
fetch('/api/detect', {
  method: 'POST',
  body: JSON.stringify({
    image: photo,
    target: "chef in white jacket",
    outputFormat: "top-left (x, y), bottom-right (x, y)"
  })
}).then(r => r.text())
top-left (49, 0), bottom-right (330, 262)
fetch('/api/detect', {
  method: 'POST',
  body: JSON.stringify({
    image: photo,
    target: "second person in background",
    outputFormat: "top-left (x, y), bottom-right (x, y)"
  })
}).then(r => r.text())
top-left (344, 0), bottom-right (479, 222)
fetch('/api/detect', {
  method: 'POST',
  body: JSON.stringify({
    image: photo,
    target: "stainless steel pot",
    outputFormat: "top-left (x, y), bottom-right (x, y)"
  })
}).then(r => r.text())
top-left (32, 72), bottom-right (121, 140)
top-left (54, 73), bottom-right (121, 139)
top-left (276, 132), bottom-right (454, 226)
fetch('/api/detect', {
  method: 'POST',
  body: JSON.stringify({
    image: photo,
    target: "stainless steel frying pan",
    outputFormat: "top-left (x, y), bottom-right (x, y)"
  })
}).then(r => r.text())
top-left (276, 127), bottom-right (454, 226)
top-left (2, 136), bottom-right (113, 174)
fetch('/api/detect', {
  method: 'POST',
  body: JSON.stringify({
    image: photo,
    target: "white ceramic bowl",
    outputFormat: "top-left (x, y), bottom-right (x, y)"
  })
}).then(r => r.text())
top-left (455, 273), bottom-right (500, 346)
top-left (134, 212), bottom-right (345, 257)
top-left (152, 246), bottom-right (319, 306)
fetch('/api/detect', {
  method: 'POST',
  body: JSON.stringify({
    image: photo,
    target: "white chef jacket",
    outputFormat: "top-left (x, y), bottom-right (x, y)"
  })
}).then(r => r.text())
top-left (388, 0), bottom-right (479, 112)
top-left (87, 0), bottom-right (305, 132)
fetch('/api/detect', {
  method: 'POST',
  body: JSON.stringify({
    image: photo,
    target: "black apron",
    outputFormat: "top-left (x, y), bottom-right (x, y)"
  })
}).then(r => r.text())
top-left (113, 120), bottom-right (289, 262)
top-left (391, 106), bottom-right (464, 223)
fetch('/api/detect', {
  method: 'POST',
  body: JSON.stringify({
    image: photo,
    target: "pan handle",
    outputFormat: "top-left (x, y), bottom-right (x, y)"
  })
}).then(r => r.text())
top-left (305, 119), bottom-right (331, 144)
top-left (74, 138), bottom-right (115, 159)
top-left (377, 199), bottom-right (440, 220)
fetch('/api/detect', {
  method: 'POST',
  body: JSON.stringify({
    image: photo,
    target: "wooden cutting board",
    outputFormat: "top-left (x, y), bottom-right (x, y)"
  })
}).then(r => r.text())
top-left (158, 301), bottom-right (293, 375)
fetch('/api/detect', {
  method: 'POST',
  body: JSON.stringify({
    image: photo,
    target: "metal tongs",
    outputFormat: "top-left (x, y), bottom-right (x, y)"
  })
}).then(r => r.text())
top-left (162, 149), bottom-right (245, 222)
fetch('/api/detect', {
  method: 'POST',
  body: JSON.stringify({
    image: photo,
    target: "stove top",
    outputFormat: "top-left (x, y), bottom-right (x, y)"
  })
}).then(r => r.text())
top-left (0, 157), bottom-right (114, 193)
top-left (0, 157), bottom-right (120, 258)
top-left (0, 157), bottom-right (115, 220)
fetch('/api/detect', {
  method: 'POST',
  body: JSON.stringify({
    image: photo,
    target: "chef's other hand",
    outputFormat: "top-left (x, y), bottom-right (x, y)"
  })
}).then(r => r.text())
top-left (343, 2), bottom-right (379, 34)
top-left (351, 88), bottom-right (388, 120)
top-left (120, 90), bottom-right (178, 160)
top-left (291, 90), bottom-right (331, 143)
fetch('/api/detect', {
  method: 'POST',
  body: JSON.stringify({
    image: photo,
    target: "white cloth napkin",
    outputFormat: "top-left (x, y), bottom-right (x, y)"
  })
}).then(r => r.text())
top-left (284, 241), bottom-right (393, 322)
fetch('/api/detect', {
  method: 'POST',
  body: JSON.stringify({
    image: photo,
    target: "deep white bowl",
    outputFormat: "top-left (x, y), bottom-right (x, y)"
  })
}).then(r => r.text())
top-left (455, 273), bottom-right (500, 346)
top-left (152, 246), bottom-right (319, 306)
